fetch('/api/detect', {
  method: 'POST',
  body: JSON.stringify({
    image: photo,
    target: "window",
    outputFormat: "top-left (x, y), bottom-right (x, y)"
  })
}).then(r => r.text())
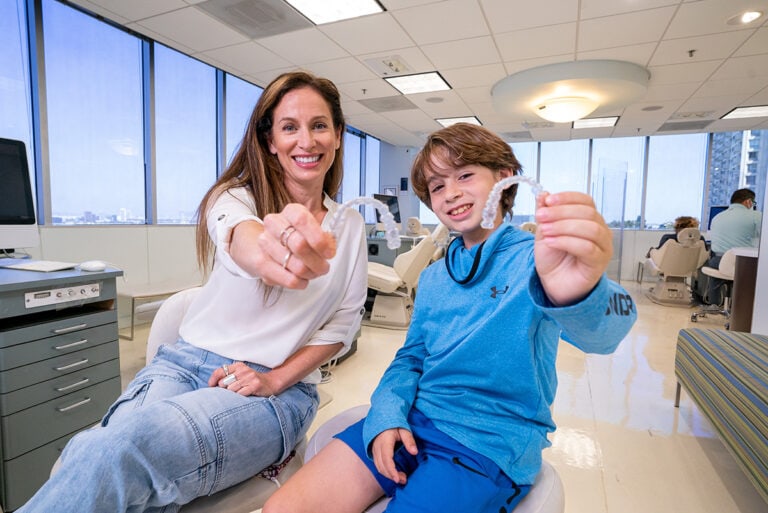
top-left (341, 130), bottom-right (362, 204)
top-left (539, 140), bottom-right (589, 194)
top-left (509, 142), bottom-right (538, 224)
top-left (591, 137), bottom-right (645, 227)
top-left (154, 44), bottom-right (216, 224)
top-left (43, 0), bottom-right (145, 224)
top-left (645, 133), bottom-right (707, 229)
top-left (364, 135), bottom-right (381, 223)
top-left (0, 0), bottom-right (34, 197)
top-left (225, 74), bottom-right (262, 167)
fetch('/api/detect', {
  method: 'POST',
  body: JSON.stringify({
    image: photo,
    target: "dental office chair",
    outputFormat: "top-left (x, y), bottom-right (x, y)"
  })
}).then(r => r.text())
top-left (365, 224), bottom-right (445, 329)
top-left (645, 227), bottom-right (709, 306)
top-left (405, 216), bottom-right (430, 237)
top-left (52, 287), bottom-right (306, 513)
top-left (305, 405), bottom-right (565, 513)
top-left (690, 249), bottom-right (736, 326)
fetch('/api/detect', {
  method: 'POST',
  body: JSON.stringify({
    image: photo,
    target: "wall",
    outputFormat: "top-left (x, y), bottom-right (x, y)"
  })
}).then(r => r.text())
top-left (378, 142), bottom-right (420, 221)
top-left (751, 177), bottom-right (768, 335)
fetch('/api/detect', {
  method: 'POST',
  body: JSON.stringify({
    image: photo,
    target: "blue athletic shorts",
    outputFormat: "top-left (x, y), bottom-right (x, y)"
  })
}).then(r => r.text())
top-left (334, 408), bottom-right (531, 513)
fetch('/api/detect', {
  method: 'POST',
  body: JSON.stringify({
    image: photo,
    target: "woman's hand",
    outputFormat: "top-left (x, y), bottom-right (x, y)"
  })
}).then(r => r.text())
top-left (208, 361), bottom-right (280, 397)
top-left (534, 191), bottom-right (613, 306)
top-left (371, 428), bottom-right (418, 485)
top-left (230, 203), bottom-right (337, 289)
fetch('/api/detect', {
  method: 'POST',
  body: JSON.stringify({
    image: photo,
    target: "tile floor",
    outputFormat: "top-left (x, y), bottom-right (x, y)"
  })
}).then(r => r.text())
top-left (118, 280), bottom-right (766, 513)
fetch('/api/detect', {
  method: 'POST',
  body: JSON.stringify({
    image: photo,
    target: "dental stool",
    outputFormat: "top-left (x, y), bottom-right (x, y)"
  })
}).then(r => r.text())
top-left (305, 405), bottom-right (565, 513)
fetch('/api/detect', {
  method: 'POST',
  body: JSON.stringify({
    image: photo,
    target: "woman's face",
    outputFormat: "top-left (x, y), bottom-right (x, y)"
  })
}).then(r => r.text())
top-left (268, 86), bottom-right (341, 195)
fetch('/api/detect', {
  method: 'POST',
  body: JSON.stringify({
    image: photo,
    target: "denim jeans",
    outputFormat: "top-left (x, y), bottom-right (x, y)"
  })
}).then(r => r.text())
top-left (18, 340), bottom-right (318, 513)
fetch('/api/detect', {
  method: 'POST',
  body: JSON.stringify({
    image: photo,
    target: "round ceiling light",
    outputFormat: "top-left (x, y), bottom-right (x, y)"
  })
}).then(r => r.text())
top-left (491, 60), bottom-right (650, 123)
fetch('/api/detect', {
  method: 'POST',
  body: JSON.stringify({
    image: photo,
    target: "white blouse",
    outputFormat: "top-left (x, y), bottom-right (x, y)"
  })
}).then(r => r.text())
top-left (178, 187), bottom-right (368, 383)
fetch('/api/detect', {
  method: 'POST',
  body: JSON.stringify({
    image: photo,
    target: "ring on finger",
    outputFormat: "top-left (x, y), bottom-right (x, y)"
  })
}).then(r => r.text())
top-left (282, 250), bottom-right (292, 270)
top-left (222, 364), bottom-right (229, 376)
top-left (280, 226), bottom-right (297, 247)
top-left (222, 374), bottom-right (237, 386)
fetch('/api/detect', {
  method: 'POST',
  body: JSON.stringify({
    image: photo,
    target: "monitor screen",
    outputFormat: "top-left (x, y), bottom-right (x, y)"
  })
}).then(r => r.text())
top-left (707, 205), bottom-right (727, 230)
top-left (0, 138), bottom-right (39, 253)
top-left (373, 194), bottom-right (401, 224)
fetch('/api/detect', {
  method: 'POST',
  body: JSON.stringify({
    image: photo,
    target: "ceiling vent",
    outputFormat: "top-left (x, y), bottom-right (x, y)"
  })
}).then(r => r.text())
top-left (196, 0), bottom-right (312, 38)
top-left (670, 111), bottom-right (716, 120)
top-left (658, 120), bottom-right (713, 132)
top-left (359, 96), bottom-right (417, 113)
top-left (503, 131), bottom-right (533, 140)
top-left (522, 120), bottom-right (555, 129)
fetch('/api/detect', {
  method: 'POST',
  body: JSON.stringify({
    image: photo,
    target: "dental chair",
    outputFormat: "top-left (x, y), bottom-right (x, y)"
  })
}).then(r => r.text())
top-left (52, 287), bottom-right (306, 513)
top-left (365, 224), bottom-right (445, 329)
top-left (305, 405), bottom-right (565, 513)
top-left (645, 227), bottom-right (709, 307)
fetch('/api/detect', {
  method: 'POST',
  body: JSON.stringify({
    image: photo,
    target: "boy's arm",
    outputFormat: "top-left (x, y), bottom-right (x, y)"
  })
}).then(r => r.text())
top-left (533, 191), bottom-right (613, 306)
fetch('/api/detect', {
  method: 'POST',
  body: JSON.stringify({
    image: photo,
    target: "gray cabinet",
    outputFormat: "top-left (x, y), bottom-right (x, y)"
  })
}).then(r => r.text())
top-left (0, 267), bottom-right (122, 511)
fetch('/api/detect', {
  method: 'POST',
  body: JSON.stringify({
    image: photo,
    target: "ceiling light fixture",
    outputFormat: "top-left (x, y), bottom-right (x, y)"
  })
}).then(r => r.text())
top-left (726, 10), bottom-right (763, 25)
top-left (572, 116), bottom-right (619, 129)
top-left (721, 105), bottom-right (768, 119)
top-left (491, 60), bottom-right (650, 124)
top-left (285, 0), bottom-right (384, 25)
top-left (385, 72), bottom-right (451, 95)
top-left (436, 116), bottom-right (482, 127)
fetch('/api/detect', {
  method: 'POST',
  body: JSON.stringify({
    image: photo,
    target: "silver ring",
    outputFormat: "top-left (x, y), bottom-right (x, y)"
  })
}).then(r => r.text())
top-left (280, 226), bottom-right (297, 247)
top-left (222, 374), bottom-right (236, 386)
top-left (222, 364), bottom-right (229, 376)
top-left (282, 250), bottom-right (292, 269)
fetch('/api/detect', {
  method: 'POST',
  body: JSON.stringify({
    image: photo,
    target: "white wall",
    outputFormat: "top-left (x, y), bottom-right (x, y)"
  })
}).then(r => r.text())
top-left (751, 178), bottom-right (768, 335)
top-left (378, 142), bottom-right (419, 221)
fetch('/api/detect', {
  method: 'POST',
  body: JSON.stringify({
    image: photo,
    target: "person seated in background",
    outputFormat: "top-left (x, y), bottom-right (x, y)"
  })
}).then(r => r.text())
top-left (645, 215), bottom-right (703, 258)
top-left (264, 123), bottom-right (636, 513)
top-left (694, 188), bottom-right (762, 305)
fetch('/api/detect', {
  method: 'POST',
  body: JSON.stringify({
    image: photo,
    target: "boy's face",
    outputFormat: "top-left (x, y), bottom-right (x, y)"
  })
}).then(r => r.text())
top-left (425, 153), bottom-right (511, 248)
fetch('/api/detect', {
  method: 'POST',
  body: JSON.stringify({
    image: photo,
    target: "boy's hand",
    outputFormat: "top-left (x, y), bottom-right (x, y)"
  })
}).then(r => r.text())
top-left (371, 428), bottom-right (418, 485)
top-left (534, 191), bottom-right (612, 306)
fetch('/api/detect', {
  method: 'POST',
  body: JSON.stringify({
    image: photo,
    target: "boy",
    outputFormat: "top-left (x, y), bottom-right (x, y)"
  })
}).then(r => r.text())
top-left (264, 123), bottom-right (637, 513)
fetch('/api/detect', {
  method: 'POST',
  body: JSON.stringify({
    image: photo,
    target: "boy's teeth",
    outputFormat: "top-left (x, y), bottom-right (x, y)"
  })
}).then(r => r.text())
top-left (451, 205), bottom-right (470, 215)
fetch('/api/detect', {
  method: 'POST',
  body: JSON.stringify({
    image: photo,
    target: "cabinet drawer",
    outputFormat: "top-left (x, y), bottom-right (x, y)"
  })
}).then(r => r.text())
top-left (0, 322), bottom-right (117, 371)
top-left (0, 359), bottom-right (120, 415)
top-left (0, 341), bottom-right (118, 393)
top-left (2, 376), bottom-right (120, 459)
top-left (0, 309), bottom-right (116, 349)
top-left (2, 428), bottom-right (80, 511)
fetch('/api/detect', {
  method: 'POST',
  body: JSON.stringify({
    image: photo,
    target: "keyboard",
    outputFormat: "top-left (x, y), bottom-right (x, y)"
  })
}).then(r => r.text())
top-left (0, 260), bottom-right (78, 272)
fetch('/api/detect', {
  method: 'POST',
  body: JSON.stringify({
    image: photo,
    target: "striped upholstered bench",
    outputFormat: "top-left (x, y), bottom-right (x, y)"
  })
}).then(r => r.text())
top-left (674, 328), bottom-right (767, 503)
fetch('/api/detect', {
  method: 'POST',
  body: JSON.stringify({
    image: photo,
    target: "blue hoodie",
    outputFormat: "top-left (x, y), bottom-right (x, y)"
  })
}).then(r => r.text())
top-left (363, 223), bottom-right (637, 485)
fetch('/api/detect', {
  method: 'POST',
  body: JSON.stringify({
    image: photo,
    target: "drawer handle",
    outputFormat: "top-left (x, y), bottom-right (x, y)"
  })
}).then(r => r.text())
top-left (56, 378), bottom-right (90, 392)
top-left (54, 359), bottom-right (89, 371)
top-left (54, 339), bottom-right (88, 350)
top-left (57, 397), bottom-right (91, 412)
top-left (53, 323), bottom-right (88, 334)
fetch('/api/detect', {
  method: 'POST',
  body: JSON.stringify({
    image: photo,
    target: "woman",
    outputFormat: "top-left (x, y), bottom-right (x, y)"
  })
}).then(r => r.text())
top-left (19, 71), bottom-right (368, 512)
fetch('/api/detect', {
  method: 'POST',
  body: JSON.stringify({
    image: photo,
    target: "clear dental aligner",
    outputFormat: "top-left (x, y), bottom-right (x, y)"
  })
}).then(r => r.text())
top-left (329, 197), bottom-right (401, 249)
top-left (481, 175), bottom-right (546, 229)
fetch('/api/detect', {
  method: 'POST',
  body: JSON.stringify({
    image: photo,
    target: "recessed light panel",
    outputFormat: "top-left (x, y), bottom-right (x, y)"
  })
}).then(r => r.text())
top-left (572, 117), bottom-right (619, 129)
top-left (722, 106), bottom-right (768, 119)
top-left (436, 116), bottom-right (481, 127)
top-left (286, 0), bottom-right (384, 25)
top-left (385, 72), bottom-right (450, 95)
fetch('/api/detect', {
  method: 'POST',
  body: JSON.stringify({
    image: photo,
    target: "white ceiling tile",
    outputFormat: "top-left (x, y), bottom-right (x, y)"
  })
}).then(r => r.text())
top-left (577, 43), bottom-right (656, 68)
top-left (440, 64), bottom-right (507, 89)
top-left (650, 31), bottom-right (754, 66)
top-left (482, 0), bottom-right (577, 32)
top-left (125, 22), bottom-right (197, 55)
top-left (256, 28), bottom-right (348, 66)
top-left (421, 36), bottom-right (501, 69)
top-left (407, 91), bottom-right (470, 117)
top-left (648, 61), bottom-right (721, 84)
top-left (710, 54), bottom-right (768, 80)
top-left (580, 0), bottom-right (680, 19)
top-left (338, 79), bottom-right (400, 100)
top-left (357, 47), bottom-right (435, 76)
top-left (495, 23), bottom-right (577, 62)
top-left (304, 57), bottom-right (379, 83)
top-left (502, 55), bottom-right (574, 75)
top-left (380, 109), bottom-right (441, 132)
top-left (392, 0), bottom-right (489, 45)
top-left (665, 0), bottom-right (766, 39)
top-left (694, 78), bottom-right (766, 99)
top-left (136, 7), bottom-right (248, 52)
top-left (202, 42), bottom-right (291, 75)
top-left (642, 81), bottom-right (701, 101)
top-left (70, 0), bottom-right (186, 21)
top-left (578, 7), bottom-right (676, 52)
top-left (320, 13), bottom-right (413, 56)
top-left (734, 26), bottom-right (768, 57)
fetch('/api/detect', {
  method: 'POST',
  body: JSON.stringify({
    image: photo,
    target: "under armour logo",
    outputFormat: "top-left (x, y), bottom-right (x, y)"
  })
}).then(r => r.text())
top-left (490, 285), bottom-right (509, 298)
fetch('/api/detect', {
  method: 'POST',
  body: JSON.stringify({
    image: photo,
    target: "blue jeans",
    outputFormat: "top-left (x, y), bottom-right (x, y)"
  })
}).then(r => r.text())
top-left (18, 340), bottom-right (318, 513)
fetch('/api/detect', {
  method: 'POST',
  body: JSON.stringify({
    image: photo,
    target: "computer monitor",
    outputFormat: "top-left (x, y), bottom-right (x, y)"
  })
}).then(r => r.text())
top-left (373, 193), bottom-right (401, 224)
top-left (707, 205), bottom-right (728, 230)
top-left (0, 138), bottom-right (40, 255)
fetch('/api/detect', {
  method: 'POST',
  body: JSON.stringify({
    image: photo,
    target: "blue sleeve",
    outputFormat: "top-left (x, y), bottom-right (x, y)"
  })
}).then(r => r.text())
top-left (361, 323), bottom-right (427, 456)
top-left (529, 274), bottom-right (637, 354)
